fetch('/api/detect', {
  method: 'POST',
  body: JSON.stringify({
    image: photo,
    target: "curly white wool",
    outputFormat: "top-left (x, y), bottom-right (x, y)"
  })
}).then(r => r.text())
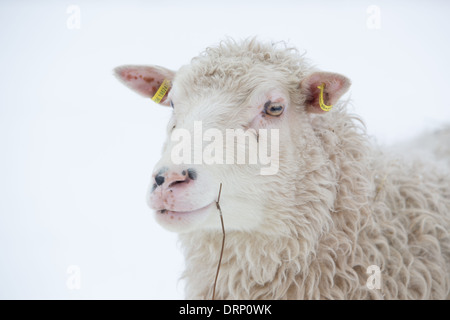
top-left (176, 39), bottom-right (450, 300)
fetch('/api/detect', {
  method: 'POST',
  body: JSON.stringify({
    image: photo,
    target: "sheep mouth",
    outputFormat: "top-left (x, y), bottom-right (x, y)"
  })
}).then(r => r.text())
top-left (157, 202), bottom-right (215, 215)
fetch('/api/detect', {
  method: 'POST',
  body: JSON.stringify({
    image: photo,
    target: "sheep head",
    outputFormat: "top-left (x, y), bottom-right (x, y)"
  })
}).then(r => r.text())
top-left (114, 40), bottom-right (350, 234)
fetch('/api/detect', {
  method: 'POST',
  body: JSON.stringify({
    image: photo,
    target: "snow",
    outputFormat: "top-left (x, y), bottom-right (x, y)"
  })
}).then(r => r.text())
top-left (0, 0), bottom-right (449, 299)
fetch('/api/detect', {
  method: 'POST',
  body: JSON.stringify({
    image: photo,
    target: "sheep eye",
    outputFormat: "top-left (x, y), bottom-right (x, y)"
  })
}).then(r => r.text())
top-left (264, 101), bottom-right (284, 116)
top-left (170, 100), bottom-right (174, 108)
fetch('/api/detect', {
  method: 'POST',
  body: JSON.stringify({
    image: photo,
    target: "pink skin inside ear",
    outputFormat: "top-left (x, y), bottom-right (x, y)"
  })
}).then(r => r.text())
top-left (302, 72), bottom-right (350, 113)
top-left (115, 66), bottom-right (171, 103)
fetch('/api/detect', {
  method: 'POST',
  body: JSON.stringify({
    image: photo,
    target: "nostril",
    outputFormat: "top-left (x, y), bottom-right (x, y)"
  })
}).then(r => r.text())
top-left (187, 168), bottom-right (197, 180)
top-left (155, 175), bottom-right (165, 186)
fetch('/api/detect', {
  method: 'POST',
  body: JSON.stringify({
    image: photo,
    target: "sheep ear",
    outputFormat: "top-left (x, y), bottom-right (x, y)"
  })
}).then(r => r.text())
top-left (114, 65), bottom-right (175, 106)
top-left (300, 72), bottom-right (351, 113)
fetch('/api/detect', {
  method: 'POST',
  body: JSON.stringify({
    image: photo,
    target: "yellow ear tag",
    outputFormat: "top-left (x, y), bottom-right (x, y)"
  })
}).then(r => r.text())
top-left (151, 79), bottom-right (171, 104)
top-left (317, 83), bottom-right (333, 112)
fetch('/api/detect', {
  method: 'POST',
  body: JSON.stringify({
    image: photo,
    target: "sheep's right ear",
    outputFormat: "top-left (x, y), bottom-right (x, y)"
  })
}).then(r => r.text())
top-left (300, 72), bottom-right (351, 114)
top-left (114, 65), bottom-right (175, 106)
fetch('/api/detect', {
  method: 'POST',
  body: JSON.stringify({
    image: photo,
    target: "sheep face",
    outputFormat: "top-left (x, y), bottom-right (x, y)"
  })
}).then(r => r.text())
top-left (115, 41), bottom-right (350, 234)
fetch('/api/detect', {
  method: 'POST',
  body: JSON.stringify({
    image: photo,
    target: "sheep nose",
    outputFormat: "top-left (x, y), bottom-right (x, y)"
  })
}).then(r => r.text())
top-left (153, 167), bottom-right (197, 190)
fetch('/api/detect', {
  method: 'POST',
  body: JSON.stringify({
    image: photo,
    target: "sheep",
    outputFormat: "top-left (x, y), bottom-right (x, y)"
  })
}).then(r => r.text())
top-left (114, 38), bottom-right (450, 299)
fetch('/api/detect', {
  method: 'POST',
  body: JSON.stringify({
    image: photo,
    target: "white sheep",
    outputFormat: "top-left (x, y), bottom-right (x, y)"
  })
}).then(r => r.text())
top-left (114, 39), bottom-right (450, 299)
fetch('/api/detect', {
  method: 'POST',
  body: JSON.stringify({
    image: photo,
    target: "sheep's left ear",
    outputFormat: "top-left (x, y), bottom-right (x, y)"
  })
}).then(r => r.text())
top-left (300, 72), bottom-right (351, 113)
top-left (114, 65), bottom-right (175, 106)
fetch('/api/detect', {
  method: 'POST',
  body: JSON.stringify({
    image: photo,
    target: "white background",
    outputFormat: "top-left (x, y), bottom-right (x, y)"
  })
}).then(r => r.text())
top-left (0, 0), bottom-right (449, 299)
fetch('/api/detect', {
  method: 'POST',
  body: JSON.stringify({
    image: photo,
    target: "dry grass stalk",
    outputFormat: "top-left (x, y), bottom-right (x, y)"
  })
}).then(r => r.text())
top-left (212, 183), bottom-right (225, 300)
